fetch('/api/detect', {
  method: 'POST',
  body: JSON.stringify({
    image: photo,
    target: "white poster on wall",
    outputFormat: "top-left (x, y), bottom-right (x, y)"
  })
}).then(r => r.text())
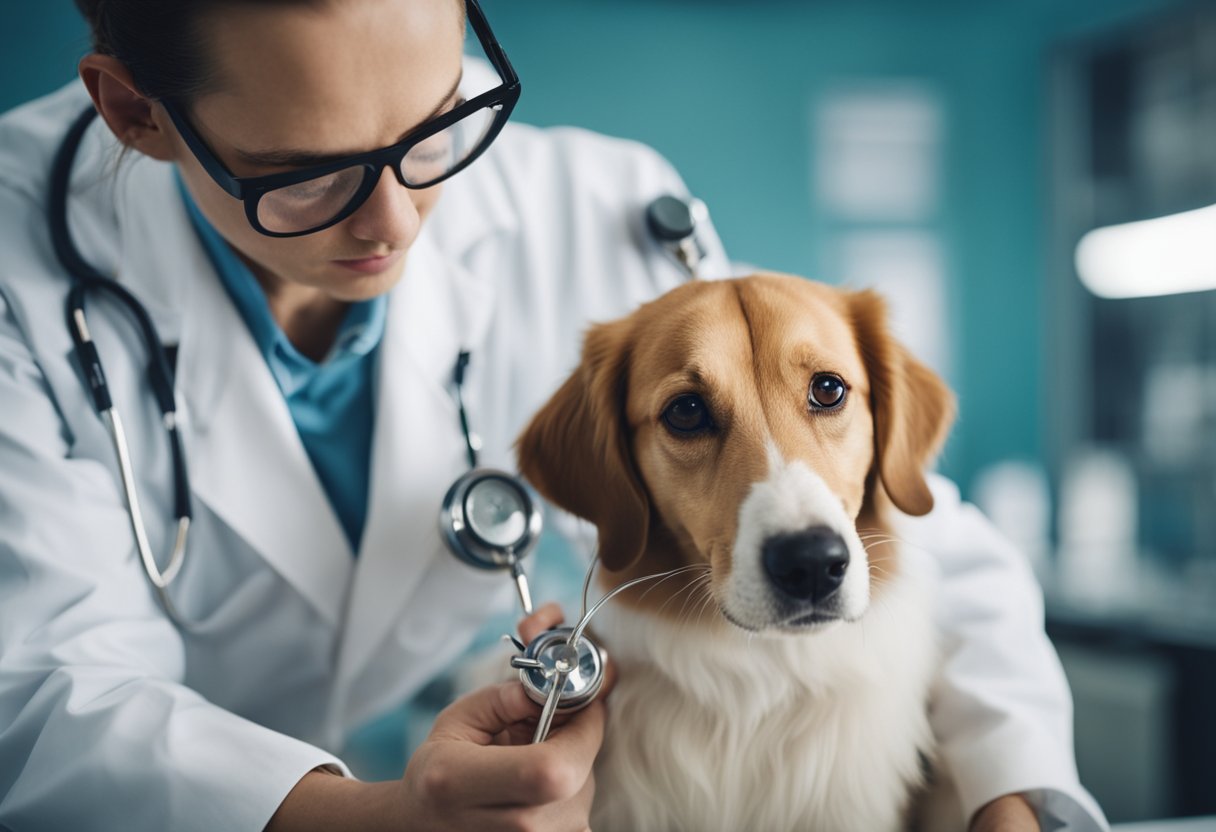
top-left (814, 85), bottom-right (943, 223)
top-left (835, 230), bottom-right (952, 382)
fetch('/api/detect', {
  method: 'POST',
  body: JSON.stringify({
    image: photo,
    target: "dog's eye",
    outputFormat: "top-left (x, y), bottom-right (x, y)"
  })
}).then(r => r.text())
top-left (662, 394), bottom-right (711, 433)
top-left (808, 374), bottom-right (847, 409)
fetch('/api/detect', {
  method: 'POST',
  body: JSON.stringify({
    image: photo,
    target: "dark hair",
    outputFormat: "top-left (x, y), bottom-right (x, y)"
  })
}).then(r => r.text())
top-left (75, 0), bottom-right (237, 101)
top-left (75, 0), bottom-right (467, 104)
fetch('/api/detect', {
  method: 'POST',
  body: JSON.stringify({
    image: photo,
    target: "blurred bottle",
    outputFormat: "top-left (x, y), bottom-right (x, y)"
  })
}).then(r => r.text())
top-left (1056, 447), bottom-right (1139, 606)
top-left (1140, 363), bottom-right (1207, 467)
top-left (972, 460), bottom-right (1051, 579)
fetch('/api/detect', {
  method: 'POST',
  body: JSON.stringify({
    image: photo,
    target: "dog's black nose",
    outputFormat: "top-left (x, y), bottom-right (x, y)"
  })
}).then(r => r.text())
top-left (762, 527), bottom-right (849, 603)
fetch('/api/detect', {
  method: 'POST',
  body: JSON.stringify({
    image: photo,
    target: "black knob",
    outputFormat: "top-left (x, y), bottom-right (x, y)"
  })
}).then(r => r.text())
top-left (646, 195), bottom-right (695, 242)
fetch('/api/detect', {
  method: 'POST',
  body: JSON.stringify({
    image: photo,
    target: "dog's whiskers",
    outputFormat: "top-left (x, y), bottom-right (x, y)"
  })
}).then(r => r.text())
top-left (680, 580), bottom-right (717, 628)
top-left (859, 532), bottom-right (900, 542)
top-left (857, 527), bottom-right (936, 561)
top-left (571, 561), bottom-right (710, 648)
top-left (859, 534), bottom-right (902, 547)
top-left (658, 571), bottom-right (713, 619)
top-left (641, 563), bottom-right (711, 605)
top-left (695, 584), bottom-right (719, 626)
top-left (695, 579), bottom-right (716, 622)
top-left (675, 574), bottom-right (713, 619)
top-left (673, 576), bottom-right (711, 623)
top-left (867, 562), bottom-right (896, 579)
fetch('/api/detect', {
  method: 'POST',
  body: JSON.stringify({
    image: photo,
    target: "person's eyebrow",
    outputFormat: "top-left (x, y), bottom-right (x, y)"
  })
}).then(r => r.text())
top-left (234, 72), bottom-right (465, 169)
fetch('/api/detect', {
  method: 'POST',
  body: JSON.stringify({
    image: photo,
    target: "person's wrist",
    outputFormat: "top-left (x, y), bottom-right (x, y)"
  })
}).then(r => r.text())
top-left (266, 769), bottom-right (407, 832)
top-left (969, 792), bottom-right (1040, 832)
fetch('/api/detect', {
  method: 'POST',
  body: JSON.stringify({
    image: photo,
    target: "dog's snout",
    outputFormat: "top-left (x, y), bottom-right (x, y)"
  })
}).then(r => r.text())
top-left (762, 527), bottom-right (849, 604)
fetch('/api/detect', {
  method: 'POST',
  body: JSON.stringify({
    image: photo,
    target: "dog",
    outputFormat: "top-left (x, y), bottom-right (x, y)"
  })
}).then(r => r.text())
top-left (516, 272), bottom-right (956, 832)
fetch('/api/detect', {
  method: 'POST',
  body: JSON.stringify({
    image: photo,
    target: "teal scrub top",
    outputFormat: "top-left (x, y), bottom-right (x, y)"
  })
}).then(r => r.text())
top-left (177, 176), bottom-right (386, 552)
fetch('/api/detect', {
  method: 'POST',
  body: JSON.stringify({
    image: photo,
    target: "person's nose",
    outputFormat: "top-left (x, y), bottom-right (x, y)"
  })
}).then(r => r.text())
top-left (345, 166), bottom-right (421, 247)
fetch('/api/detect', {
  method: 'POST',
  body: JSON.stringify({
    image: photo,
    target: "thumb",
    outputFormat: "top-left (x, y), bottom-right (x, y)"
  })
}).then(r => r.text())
top-left (431, 682), bottom-right (539, 744)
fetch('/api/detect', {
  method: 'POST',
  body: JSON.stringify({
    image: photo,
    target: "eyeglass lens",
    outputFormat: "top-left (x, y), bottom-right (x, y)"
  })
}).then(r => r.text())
top-left (255, 102), bottom-right (502, 234)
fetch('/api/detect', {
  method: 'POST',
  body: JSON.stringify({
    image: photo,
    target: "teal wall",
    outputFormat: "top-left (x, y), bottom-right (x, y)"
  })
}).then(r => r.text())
top-left (2, 0), bottom-right (1183, 498)
top-left (1, 5), bottom-right (89, 114)
top-left (478, 0), bottom-right (1182, 496)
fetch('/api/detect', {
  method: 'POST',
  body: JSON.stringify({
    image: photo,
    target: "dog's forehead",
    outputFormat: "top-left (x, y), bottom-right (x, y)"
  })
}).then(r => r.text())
top-left (629, 280), bottom-right (751, 373)
top-left (629, 275), bottom-right (864, 376)
top-left (738, 277), bottom-right (865, 369)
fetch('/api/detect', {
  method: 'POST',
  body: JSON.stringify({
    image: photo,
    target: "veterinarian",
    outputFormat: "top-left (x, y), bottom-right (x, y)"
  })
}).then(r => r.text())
top-left (0, 1), bottom-right (1107, 830)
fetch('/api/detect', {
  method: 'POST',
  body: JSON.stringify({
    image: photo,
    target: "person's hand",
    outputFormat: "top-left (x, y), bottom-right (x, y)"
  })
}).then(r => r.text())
top-left (970, 793), bottom-right (1041, 832)
top-left (402, 681), bottom-right (603, 831)
top-left (400, 677), bottom-right (604, 831)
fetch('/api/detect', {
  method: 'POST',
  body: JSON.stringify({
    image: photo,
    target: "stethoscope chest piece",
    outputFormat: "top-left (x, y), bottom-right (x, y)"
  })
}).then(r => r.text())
top-left (441, 468), bottom-right (541, 567)
top-left (440, 467), bottom-right (542, 613)
top-left (511, 626), bottom-right (605, 712)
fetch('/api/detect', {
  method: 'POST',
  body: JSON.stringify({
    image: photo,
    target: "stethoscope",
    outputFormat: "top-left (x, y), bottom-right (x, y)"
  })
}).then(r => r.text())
top-left (439, 350), bottom-right (543, 616)
top-left (50, 103), bottom-right (709, 734)
top-left (435, 185), bottom-right (710, 606)
top-left (439, 381), bottom-right (702, 744)
top-left (439, 200), bottom-right (708, 742)
top-left (441, 351), bottom-right (711, 742)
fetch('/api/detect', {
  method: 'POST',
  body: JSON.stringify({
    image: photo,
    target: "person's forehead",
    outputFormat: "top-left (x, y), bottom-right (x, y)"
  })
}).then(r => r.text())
top-left (193, 0), bottom-right (465, 151)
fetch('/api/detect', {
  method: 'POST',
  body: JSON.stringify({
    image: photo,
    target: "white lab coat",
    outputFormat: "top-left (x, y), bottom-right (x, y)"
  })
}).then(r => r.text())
top-left (0, 76), bottom-right (1107, 831)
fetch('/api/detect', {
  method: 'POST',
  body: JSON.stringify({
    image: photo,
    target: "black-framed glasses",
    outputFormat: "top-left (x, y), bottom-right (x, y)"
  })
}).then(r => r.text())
top-left (162, 0), bottom-right (520, 238)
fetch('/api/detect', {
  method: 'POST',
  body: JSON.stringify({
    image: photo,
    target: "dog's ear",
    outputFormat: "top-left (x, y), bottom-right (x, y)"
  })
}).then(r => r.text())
top-left (849, 290), bottom-right (956, 516)
top-left (516, 319), bottom-right (650, 571)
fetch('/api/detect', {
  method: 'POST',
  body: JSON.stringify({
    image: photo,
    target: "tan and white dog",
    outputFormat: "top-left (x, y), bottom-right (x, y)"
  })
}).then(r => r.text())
top-left (517, 273), bottom-right (957, 832)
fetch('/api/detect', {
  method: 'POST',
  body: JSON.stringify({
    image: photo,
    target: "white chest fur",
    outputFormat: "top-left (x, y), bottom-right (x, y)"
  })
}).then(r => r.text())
top-left (590, 564), bottom-right (938, 832)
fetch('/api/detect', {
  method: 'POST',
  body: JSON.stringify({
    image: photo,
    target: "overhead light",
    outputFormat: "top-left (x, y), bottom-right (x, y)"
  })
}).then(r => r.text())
top-left (1074, 202), bottom-right (1216, 299)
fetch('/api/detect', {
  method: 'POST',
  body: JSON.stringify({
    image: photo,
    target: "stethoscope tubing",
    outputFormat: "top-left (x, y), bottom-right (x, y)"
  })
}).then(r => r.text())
top-left (51, 106), bottom-right (194, 626)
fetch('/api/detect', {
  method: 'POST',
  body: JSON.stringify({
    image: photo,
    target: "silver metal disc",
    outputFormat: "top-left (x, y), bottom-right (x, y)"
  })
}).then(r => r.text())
top-left (440, 468), bottom-right (542, 571)
top-left (465, 477), bottom-right (528, 547)
top-left (517, 627), bottom-right (604, 711)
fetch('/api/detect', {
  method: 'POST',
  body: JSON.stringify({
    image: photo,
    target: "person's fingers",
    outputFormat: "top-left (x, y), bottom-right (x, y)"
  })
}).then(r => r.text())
top-left (425, 697), bottom-right (606, 807)
top-left (518, 602), bottom-right (564, 643)
top-left (524, 698), bottom-right (604, 792)
top-left (599, 646), bottom-right (617, 698)
top-left (468, 764), bottom-right (596, 830)
top-left (431, 682), bottom-right (539, 744)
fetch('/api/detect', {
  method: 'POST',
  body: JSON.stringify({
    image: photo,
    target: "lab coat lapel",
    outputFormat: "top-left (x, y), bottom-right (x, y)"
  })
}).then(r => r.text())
top-left (334, 227), bottom-right (496, 693)
top-left (122, 164), bottom-right (355, 627)
top-left (182, 278), bottom-right (355, 626)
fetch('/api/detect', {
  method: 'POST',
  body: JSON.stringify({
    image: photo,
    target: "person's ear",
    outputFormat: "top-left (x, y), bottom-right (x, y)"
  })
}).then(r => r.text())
top-left (78, 54), bottom-right (176, 162)
top-left (849, 289), bottom-right (956, 516)
top-left (516, 319), bottom-right (651, 571)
